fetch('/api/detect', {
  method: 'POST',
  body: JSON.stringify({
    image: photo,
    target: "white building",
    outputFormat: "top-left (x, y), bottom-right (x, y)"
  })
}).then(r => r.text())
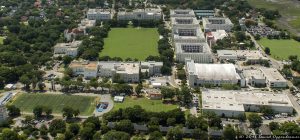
top-left (78, 19), bottom-right (96, 30)
top-left (87, 9), bottom-right (114, 20)
top-left (217, 50), bottom-right (268, 63)
top-left (140, 61), bottom-right (163, 76)
top-left (260, 68), bottom-right (287, 88)
top-left (171, 17), bottom-right (206, 43)
top-left (117, 8), bottom-right (161, 20)
top-left (203, 17), bottom-right (233, 32)
top-left (170, 9), bottom-right (195, 17)
top-left (202, 90), bottom-right (294, 117)
top-left (243, 69), bottom-right (266, 87)
top-left (69, 60), bottom-right (99, 79)
top-left (175, 42), bottom-right (212, 63)
top-left (64, 28), bottom-right (85, 41)
top-left (53, 41), bottom-right (82, 57)
top-left (186, 60), bottom-right (242, 87)
top-left (206, 30), bottom-right (228, 46)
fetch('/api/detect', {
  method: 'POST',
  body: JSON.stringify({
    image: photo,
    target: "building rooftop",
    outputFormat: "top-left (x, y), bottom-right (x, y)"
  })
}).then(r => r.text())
top-left (217, 50), bottom-right (267, 60)
top-left (260, 68), bottom-right (286, 82)
top-left (170, 9), bottom-right (195, 17)
top-left (54, 41), bottom-right (82, 48)
top-left (171, 17), bottom-right (199, 26)
top-left (69, 60), bottom-right (98, 71)
top-left (203, 17), bottom-right (233, 25)
top-left (141, 61), bottom-right (163, 67)
top-left (207, 30), bottom-right (228, 40)
top-left (79, 19), bottom-right (96, 28)
top-left (243, 69), bottom-right (265, 80)
top-left (202, 90), bottom-right (293, 111)
top-left (98, 62), bottom-right (139, 74)
top-left (88, 9), bottom-right (111, 14)
top-left (186, 61), bottom-right (239, 81)
top-left (175, 42), bottom-right (211, 54)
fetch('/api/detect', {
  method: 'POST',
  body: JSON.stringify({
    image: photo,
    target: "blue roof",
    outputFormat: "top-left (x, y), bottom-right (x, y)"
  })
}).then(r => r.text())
top-left (194, 10), bottom-right (214, 13)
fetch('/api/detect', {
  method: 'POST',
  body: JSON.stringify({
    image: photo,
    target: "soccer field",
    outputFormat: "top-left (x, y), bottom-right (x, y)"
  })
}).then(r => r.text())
top-left (113, 97), bottom-right (178, 112)
top-left (100, 28), bottom-right (159, 60)
top-left (258, 38), bottom-right (300, 60)
top-left (11, 94), bottom-right (97, 116)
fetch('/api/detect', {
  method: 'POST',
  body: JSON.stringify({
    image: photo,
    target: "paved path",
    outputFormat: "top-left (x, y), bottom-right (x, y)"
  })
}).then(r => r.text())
top-left (94, 94), bottom-right (114, 117)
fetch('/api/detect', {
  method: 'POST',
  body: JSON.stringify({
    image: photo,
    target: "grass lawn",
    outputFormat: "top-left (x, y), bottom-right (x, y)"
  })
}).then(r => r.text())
top-left (101, 28), bottom-right (159, 60)
top-left (11, 93), bottom-right (97, 116)
top-left (248, 0), bottom-right (300, 35)
top-left (0, 36), bottom-right (4, 44)
top-left (113, 97), bottom-right (178, 112)
top-left (257, 38), bottom-right (300, 60)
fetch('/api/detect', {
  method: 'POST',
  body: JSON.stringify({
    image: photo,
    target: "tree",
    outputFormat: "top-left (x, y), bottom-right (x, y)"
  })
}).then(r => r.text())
top-left (269, 122), bottom-right (279, 131)
top-left (37, 82), bottom-right (45, 91)
top-left (161, 87), bottom-right (175, 99)
top-left (1, 128), bottom-right (19, 140)
top-left (280, 122), bottom-right (300, 135)
top-left (64, 131), bottom-right (74, 140)
top-left (248, 113), bottom-right (262, 128)
top-left (167, 118), bottom-right (176, 126)
top-left (93, 131), bottom-right (102, 140)
top-left (264, 47), bottom-right (271, 55)
top-left (254, 34), bottom-right (261, 40)
top-left (63, 55), bottom-right (73, 65)
top-left (69, 123), bottom-right (80, 135)
top-left (49, 119), bottom-right (66, 137)
top-left (177, 86), bottom-right (192, 106)
top-left (80, 126), bottom-right (94, 140)
top-left (115, 119), bottom-right (134, 134)
top-left (83, 116), bottom-right (101, 130)
top-left (135, 83), bottom-right (143, 95)
top-left (223, 125), bottom-right (236, 140)
top-left (235, 31), bottom-right (247, 42)
top-left (6, 105), bottom-right (21, 117)
top-left (260, 106), bottom-right (274, 116)
top-left (103, 130), bottom-right (130, 140)
top-left (33, 106), bottom-right (44, 118)
top-left (19, 75), bottom-right (31, 89)
top-left (62, 106), bottom-right (75, 119)
top-left (149, 131), bottom-right (163, 140)
top-left (44, 107), bottom-right (52, 118)
top-left (166, 126), bottom-right (183, 140)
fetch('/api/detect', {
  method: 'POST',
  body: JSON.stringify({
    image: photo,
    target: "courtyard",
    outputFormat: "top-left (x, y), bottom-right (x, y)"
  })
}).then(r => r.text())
top-left (100, 28), bottom-right (159, 60)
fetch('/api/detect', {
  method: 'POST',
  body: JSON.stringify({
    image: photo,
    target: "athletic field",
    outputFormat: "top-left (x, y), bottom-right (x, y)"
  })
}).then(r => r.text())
top-left (101, 28), bottom-right (159, 60)
top-left (258, 38), bottom-right (300, 60)
top-left (113, 97), bottom-right (177, 112)
top-left (11, 94), bottom-right (97, 116)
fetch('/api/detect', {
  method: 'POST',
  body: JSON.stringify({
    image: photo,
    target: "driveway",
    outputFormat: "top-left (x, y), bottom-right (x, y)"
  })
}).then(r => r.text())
top-left (94, 94), bottom-right (114, 117)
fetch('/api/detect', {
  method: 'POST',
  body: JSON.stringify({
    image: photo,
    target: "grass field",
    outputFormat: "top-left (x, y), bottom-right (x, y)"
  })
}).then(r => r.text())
top-left (101, 28), bottom-right (159, 60)
top-left (0, 36), bottom-right (4, 44)
top-left (248, 0), bottom-right (300, 35)
top-left (113, 97), bottom-right (178, 112)
top-left (11, 94), bottom-right (97, 116)
top-left (257, 38), bottom-right (300, 60)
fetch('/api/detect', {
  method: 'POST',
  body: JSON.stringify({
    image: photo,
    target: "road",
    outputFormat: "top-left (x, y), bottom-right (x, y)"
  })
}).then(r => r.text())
top-left (246, 32), bottom-right (283, 70)
top-left (168, 66), bottom-right (179, 88)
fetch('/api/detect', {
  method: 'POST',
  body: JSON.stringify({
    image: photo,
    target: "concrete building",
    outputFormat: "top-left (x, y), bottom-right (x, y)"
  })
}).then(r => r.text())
top-left (260, 68), bottom-right (287, 88)
top-left (69, 60), bottom-right (99, 79)
top-left (171, 17), bottom-right (206, 43)
top-left (186, 60), bottom-right (242, 87)
top-left (175, 42), bottom-right (212, 63)
top-left (202, 90), bottom-right (294, 117)
top-left (87, 9), bottom-right (113, 20)
top-left (64, 28), bottom-right (85, 41)
top-left (217, 50), bottom-right (268, 63)
top-left (243, 69), bottom-right (266, 87)
top-left (97, 62), bottom-right (140, 83)
top-left (78, 19), bottom-right (96, 30)
top-left (170, 9), bottom-right (195, 17)
top-left (206, 30), bottom-right (228, 46)
top-left (117, 8), bottom-right (161, 20)
top-left (53, 41), bottom-right (82, 57)
top-left (203, 17), bottom-right (233, 32)
top-left (140, 61), bottom-right (163, 76)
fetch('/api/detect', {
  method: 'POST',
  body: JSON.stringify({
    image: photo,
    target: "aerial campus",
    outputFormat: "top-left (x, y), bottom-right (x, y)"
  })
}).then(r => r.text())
top-left (2, 0), bottom-right (300, 139)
